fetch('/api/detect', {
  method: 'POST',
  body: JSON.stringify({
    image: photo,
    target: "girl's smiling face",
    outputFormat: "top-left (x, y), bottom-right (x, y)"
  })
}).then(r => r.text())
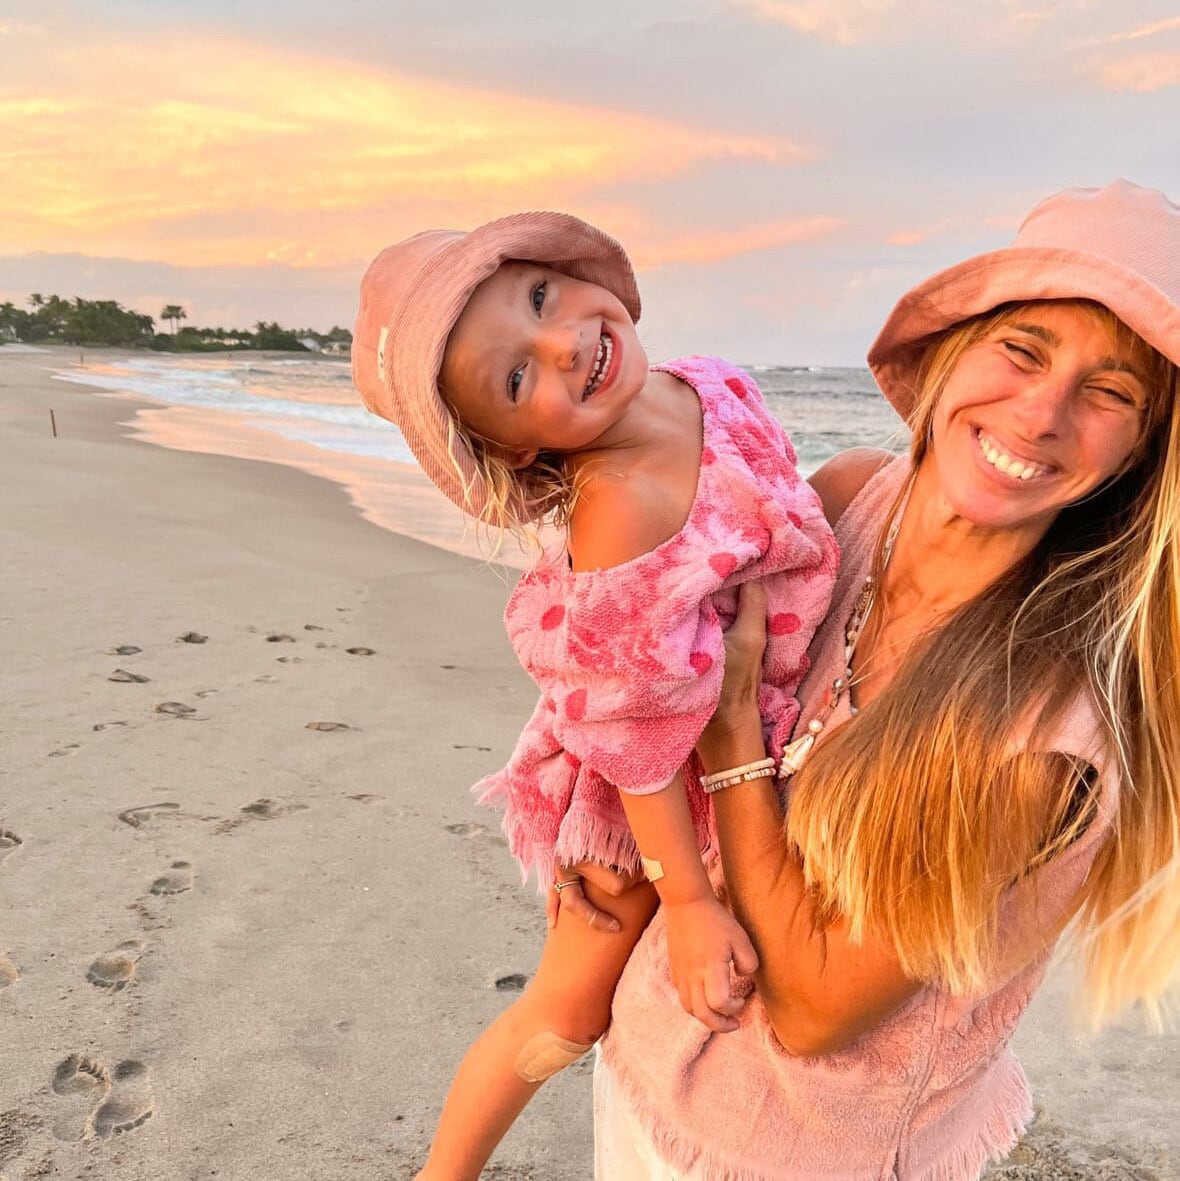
top-left (439, 261), bottom-right (648, 468)
top-left (928, 301), bottom-right (1153, 533)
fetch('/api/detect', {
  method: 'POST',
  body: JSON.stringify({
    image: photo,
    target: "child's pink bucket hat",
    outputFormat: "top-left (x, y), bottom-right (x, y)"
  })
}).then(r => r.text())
top-left (869, 180), bottom-right (1180, 419)
top-left (352, 211), bottom-right (641, 523)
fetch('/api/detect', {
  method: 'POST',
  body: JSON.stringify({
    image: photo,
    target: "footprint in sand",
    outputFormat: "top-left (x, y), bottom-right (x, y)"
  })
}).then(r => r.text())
top-left (0, 829), bottom-right (22, 868)
top-left (149, 861), bottom-right (193, 896)
top-left (87, 940), bottom-right (145, 991)
top-left (108, 669), bottom-right (150, 683)
top-left (444, 822), bottom-right (488, 839)
top-left (51, 1055), bottom-right (154, 1140)
top-left (214, 798), bottom-right (307, 834)
top-left (91, 1060), bottom-right (154, 1138)
top-left (153, 701), bottom-right (196, 717)
top-left (239, 798), bottom-right (307, 820)
top-left (118, 802), bottom-right (180, 829)
top-left (177, 631), bottom-right (207, 644)
top-left (0, 949), bottom-right (19, 988)
top-left (93, 720), bottom-right (129, 732)
top-left (48, 743), bottom-right (82, 758)
top-left (104, 645), bottom-right (142, 656)
top-left (50, 1054), bottom-right (110, 1140)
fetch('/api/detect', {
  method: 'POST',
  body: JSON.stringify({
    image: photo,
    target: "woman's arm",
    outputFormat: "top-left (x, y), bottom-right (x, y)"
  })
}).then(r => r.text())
top-left (698, 583), bottom-right (920, 1057)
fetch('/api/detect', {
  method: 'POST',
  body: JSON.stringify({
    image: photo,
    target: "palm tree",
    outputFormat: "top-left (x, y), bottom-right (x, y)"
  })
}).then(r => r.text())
top-left (160, 304), bottom-right (187, 335)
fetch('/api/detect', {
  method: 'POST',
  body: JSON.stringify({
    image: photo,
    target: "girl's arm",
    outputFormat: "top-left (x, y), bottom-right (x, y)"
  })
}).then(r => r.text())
top-left (563, 469), bottom-right (758, 1034)
top-left (615, 779), bottom-right (758, 1033)
top-left (698, 582), bottom-right (920, 1057)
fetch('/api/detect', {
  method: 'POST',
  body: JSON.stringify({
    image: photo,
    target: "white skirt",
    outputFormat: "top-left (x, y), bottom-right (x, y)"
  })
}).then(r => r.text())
top-left (593, 1052), bottom-right (695, 1180)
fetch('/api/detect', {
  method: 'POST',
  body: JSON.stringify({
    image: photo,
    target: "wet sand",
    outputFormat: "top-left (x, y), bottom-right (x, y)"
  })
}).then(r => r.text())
top-left (0, 345), bottom-right (1175, 1179)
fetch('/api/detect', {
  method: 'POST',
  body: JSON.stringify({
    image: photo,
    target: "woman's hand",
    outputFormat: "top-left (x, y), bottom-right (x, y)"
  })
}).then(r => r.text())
top-left (546, 861), bottom-right (646, 932)
top-left (698, 581), bottom-right (769, 768)
top-left (663, 894), bottom-right (759, 1032)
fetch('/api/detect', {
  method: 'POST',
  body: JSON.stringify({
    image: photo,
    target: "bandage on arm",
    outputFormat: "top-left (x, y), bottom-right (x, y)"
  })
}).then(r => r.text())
top-left (619, 775), bottom-right (711, 905)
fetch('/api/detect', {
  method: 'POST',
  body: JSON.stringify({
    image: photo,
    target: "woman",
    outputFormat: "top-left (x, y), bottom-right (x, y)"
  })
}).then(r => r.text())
top-left (589, 180), bottom-right (1180, 1179)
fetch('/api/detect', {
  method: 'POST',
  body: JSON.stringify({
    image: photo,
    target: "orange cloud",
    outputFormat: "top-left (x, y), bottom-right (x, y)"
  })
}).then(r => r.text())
top-left (1099, 15), bottom-right (1180, 43)
top-left (735, 0), bottom-right (916, 44)
top-left (0, 28), bottom-right (815, 269)
top-left (1094, 51), bottom-right (1180, 91)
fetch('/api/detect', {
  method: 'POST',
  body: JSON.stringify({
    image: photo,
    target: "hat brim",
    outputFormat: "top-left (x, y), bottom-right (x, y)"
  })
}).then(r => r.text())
top-left (868, 245), bottom-right (1180, 420)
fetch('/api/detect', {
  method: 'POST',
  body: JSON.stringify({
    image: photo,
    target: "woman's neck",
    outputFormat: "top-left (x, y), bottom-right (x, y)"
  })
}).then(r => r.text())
top-left (881, 454), bottom-right (1048, 616)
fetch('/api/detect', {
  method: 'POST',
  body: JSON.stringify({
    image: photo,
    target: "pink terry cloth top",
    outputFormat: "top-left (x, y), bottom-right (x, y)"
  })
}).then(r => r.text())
top-left (475, 355), bottom-right (838, 889)
top-left (600, 453), bottom-right (1121, 1181)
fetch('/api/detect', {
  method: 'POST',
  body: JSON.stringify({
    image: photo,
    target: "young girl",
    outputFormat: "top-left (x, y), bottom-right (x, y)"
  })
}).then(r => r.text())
top-left (352, 212), bottom-right (838, 1179)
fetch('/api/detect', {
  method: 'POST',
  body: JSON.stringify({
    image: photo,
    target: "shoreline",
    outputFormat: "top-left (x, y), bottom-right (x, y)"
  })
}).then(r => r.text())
top-left (45, 344), bottom-right (547, 571)
top-left (1, 345), bottom-right (1176, 1179)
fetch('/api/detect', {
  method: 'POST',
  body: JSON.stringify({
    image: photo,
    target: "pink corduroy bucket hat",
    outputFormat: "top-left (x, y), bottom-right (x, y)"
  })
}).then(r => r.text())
top-left (352, 211), bottom-right (641, 523)
top-left (869, 180), bottom-right (1180, 419)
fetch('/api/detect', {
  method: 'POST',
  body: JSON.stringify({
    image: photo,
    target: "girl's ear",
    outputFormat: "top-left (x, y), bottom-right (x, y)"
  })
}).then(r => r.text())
top-left (504, 447), bottom-right (539, 470)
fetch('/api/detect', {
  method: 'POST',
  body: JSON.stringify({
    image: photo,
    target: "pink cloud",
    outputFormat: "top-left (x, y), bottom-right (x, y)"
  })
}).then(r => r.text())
top-left (630, 216), bottom-right (845, 267)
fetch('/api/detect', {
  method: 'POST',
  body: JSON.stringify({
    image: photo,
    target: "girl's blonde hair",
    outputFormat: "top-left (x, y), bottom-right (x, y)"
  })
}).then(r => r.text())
top-left (441, 411), bottom-right (579, 553)
top-left (788, 299), bottom-right (1180, 1027)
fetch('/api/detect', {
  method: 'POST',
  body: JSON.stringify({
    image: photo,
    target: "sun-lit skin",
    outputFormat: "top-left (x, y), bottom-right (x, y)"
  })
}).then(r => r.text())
top-left (927, 302), bottom-right (1150, 541)
top-left (439, 263), bottom-right (652, 468)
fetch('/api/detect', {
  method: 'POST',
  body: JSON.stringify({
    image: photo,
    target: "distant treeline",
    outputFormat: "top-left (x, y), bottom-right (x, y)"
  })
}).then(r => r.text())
top-left (0, 294), bottom-right (352, 354)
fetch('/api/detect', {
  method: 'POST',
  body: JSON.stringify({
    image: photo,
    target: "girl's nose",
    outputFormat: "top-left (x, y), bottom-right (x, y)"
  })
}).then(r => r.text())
top-left (535, 324), bottom-right (582, 371)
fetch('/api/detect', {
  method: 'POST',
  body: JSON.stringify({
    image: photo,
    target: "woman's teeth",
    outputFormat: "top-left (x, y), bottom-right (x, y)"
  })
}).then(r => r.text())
top-left (583, 333), bottom-right (613, 398)
top-left (976, 431), bottom-right (1049, 481)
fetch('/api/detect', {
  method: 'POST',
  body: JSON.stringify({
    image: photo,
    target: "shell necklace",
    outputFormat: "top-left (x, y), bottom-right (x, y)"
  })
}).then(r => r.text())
top-left (779, 476), bottom-right (915, 777)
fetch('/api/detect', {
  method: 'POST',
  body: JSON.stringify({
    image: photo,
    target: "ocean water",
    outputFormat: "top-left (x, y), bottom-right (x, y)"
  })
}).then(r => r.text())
top-left (55, 351), bottom-right (907, 563)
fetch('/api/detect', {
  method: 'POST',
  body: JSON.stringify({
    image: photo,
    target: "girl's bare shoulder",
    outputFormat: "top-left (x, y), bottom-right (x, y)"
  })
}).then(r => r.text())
top-left (808, 448), bottom-right (896, 527)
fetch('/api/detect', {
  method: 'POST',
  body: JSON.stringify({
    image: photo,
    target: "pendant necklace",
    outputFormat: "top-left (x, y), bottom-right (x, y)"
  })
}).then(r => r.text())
top-left (779, 476), bottom-right (915, 777)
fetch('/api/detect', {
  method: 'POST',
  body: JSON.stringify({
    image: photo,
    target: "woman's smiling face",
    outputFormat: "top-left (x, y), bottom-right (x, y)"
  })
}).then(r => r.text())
top-left (928, 301), bottom-right (1153, 533)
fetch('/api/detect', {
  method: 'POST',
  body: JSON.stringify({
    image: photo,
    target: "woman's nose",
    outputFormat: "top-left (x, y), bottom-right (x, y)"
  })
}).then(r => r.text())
top-left (1011, 375), bottom-right (1073, 438)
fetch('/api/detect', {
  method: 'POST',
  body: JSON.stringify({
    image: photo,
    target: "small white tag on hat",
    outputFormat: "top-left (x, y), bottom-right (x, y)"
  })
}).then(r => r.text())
top-left (377, 325), bottom-right (389, 384)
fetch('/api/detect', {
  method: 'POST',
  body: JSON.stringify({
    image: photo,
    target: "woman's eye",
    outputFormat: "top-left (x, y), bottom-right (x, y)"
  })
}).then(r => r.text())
top-left (508, 367), bottom-right (525, 402)
top-left (1002, 340), bottom-right (1038, 363)
top-left (1092, 385), bottom-right (1137, 407)
top-left (531, 281), bottom-right (547, 315)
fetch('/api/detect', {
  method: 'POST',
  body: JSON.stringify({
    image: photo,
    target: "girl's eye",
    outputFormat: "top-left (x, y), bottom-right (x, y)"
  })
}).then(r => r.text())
top-left (508, 366), bottom-right (525, 402)
top-left (531, 281), bottom-right (547, 315)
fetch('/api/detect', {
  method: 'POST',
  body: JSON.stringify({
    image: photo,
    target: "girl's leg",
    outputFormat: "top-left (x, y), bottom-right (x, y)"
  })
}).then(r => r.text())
top-left (417, 878), bottom-right (659, 1181)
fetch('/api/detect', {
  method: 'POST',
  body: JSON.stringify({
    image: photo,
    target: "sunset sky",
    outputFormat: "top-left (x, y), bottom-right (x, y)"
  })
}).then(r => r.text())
top-left (1, 1), bottom-right (1176, 363)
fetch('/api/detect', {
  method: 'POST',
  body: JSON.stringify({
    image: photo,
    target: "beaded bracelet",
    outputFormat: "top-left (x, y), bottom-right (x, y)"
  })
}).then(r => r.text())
top-left (699, 757), bottom-right (776, 794)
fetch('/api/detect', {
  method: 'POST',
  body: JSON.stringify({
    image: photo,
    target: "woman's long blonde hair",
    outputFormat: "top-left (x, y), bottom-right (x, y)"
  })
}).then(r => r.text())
top-left (788, 300), bottom-right (1180, 1027)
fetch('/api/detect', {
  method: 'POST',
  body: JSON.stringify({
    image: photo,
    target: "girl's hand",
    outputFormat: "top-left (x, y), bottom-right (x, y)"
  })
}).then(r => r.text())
top-left (663, 894), bottom-right (759, 1032)
top-left (698, 581), bottom-right (769, 766)
top-left (546, 862), bottom-right (646, 932)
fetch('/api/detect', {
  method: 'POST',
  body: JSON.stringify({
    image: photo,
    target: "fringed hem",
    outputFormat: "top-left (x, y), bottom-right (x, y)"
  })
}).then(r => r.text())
top-left (599, 1048), bottom-right (880, 1181)
top-left (475, 778), bottom-right (638, 893)
top-left (906, 1066), bottom-right (1034, 1181)
top-left (601, 1043), bottom-right (1036, 1181)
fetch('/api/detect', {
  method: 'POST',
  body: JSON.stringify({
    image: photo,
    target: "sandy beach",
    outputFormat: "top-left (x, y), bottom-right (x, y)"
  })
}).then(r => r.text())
top-left (1, 346), bottom-right (1176, 1181)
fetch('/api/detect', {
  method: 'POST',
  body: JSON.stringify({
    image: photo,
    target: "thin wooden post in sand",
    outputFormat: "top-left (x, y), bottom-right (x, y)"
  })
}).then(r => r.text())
top-left (49, 409), bottom-right (57, 438)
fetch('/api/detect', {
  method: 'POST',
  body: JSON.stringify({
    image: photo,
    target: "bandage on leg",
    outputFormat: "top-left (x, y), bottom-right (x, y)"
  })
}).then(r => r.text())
top-left (514, 1031), bottom-right (596, 1083)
